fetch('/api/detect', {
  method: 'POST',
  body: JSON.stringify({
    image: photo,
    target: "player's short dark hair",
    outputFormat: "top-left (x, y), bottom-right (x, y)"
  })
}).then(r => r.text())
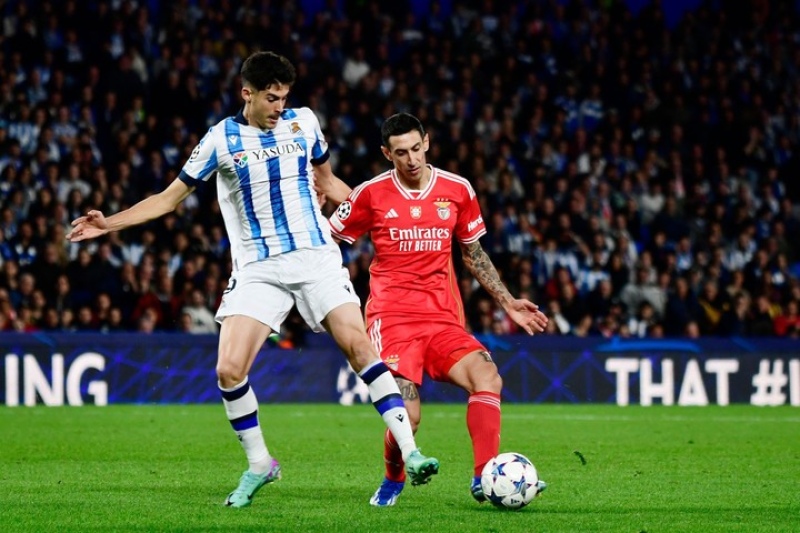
top-left (240, 51), bottom-right (296, 91)
top-left (381, 113), bottom-right (426, 147)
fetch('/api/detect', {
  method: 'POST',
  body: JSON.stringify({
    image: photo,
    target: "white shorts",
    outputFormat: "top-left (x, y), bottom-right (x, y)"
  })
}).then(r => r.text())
top-left (215, 245), bottom-right (360, 333)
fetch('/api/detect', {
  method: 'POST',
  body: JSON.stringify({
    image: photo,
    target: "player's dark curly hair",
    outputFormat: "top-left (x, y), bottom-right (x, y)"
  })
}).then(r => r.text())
top-left (240, 51), bottom-right (296, 90)
top-left (381, 113), bottom-right (426, 147)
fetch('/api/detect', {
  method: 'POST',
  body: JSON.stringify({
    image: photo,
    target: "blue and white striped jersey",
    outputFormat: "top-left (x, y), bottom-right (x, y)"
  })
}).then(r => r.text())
top-left (179, 108), bottom-right (333, 271)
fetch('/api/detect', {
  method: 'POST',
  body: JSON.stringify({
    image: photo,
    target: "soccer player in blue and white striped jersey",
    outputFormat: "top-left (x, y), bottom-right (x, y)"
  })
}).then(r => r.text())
top-left (67, 51), bottom-right (438, 508)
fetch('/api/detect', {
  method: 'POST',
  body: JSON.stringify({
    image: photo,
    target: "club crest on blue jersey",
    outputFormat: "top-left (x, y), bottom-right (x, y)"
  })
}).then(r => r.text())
top-left (290, 122), bottom-right (303, 134)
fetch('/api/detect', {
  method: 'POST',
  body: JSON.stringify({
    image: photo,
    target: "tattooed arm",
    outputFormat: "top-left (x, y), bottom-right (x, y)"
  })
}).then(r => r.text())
top-left (460, 241), bottom-right (548, 335)
top-left (460, 241), bottom-right (515, 308)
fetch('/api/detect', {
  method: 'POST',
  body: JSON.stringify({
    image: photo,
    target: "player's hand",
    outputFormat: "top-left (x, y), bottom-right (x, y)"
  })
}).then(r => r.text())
top-left (505, 298), bottom-right (549, 336)
top-left (317, 190), bottom-right (327, 208)
top-left (66, 210), bottom-right (110, 242)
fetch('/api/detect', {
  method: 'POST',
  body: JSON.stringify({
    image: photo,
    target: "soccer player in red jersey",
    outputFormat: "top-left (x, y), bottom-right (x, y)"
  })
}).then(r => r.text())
top-left (316, 113), bottom-right (549, 506)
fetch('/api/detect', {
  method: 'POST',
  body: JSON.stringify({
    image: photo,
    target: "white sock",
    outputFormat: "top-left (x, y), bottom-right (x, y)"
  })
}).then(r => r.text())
top-left (358, 360), bottom-right (417, 461)
top-left (219, 377), bottom-right (273, 474)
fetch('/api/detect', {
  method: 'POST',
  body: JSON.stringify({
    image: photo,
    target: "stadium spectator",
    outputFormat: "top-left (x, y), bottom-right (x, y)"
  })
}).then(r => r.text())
top-left (697, 279), bottom-right (728, 335)
top-left (619, 265), bottom-right (665, 321)
top-left (663, 276), bottom-right (701, 336)
top-left (628, 301), bottom-right (658, 338)
top-left (718, 292), bottom-right (750, 336)
top-left (577, 249), bottom-right (610, 296)
top-left (559, 282), bottom-right (590, 328)
top-left (10, 220), bottom-right (37, 268)
top-left (774, 299), bottom-right (800, 338)
top-left (27, 242), bottom-right (64, 301)
top-left (180, 287), bottom-right (218, 334)
top-left (136, 306), bottom-right (158, 334)
top-left (750, 294), bottom-right (780, 336)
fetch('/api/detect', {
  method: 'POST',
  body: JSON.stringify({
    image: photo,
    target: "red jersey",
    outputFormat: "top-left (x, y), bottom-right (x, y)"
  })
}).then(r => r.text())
top-left (329, 165), bottom-right (487, 326)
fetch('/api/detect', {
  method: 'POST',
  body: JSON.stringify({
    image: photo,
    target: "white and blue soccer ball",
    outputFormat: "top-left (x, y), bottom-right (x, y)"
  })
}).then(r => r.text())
top-left (480, 452), bottom-right (540, 510)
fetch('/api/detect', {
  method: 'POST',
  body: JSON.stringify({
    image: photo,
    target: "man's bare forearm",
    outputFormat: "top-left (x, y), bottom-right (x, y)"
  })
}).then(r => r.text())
top-left (314, 162), bottom-right (352, 206)
top-left (106, 191), bottom-right (185, 232)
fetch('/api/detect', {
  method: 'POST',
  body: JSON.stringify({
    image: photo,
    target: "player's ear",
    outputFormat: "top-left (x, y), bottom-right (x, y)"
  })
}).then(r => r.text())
top-left (381, 145), bottom-right (392, 162)
top-left (241, 87), bottom-right (251, 103)
top-left (423, 133), bottom-right (430, 152)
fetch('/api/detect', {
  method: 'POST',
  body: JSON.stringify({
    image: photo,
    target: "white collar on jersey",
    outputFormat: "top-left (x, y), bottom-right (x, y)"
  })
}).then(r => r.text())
top-left (391, 165), bottom-right (437, 200)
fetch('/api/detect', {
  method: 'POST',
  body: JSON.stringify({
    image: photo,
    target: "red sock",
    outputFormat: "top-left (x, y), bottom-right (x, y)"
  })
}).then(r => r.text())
top-left (467, 391), bottom-right (501, 476)
top-left (383, 429), bottom-right (406, 482)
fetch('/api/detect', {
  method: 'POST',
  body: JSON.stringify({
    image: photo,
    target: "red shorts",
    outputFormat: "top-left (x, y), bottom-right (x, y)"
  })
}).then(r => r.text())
top-left (367, 318), bottom-right (487, 386)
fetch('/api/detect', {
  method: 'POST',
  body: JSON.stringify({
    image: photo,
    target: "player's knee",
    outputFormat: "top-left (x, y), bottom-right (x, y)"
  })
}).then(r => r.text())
top-left (216, 360), bottom-right (247, 387)
top-left (487, 371), bottom-right (503, 394)
top-left (469, 368), bottom-right (502, 395)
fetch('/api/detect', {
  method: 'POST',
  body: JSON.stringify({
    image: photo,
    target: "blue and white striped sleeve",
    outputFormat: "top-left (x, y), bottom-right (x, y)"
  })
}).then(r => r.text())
top-left (308, 111), bottom-right (330, 166)
top-left (179, 126), bottom-right (220, 185)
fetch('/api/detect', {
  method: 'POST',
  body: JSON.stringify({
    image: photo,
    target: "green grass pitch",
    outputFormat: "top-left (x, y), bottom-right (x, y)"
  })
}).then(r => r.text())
top-left (1, 404), bottom-right (798, 532)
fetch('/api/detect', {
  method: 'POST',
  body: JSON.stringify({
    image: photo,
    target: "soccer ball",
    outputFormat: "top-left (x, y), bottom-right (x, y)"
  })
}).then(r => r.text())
top-left (480, 452), bottom-right (540, 510)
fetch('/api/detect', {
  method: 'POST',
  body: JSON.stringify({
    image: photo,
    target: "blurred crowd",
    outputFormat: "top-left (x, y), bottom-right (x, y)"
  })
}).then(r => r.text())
top-left (0, 0), bottom-right (799, 342)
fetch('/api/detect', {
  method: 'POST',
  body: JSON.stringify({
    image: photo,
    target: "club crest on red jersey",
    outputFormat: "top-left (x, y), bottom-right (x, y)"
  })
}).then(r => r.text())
top-left (384, 354), bottom-right (400, 371)
top-left (410, 206), bottom-right (422, 219)
top-left (434, 201), bottom-right (451, 220)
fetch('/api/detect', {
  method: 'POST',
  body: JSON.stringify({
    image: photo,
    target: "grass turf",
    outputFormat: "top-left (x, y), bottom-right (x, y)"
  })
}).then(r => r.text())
top-left (1, 404), bottom-right (798, 532)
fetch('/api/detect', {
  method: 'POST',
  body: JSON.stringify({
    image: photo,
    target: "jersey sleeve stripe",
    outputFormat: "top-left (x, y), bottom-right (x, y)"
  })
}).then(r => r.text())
top-left (310, 149), bottom-right (330, 165)
top-left (195, 148), bottom-right (219, 181)
top-left (435, 168), bottom-right (478, 199)
top-left (183, 132), bottom-right (219, 182)
top-left (178, 170), bottom-right (197, 185)
top-left (349, 171), bottom-right (392, 201)
top-left (330, 228), bottom-right (356, 243)
top-left (311, 127), bottom-right (327, 160)
top-left (460, 228), bottom-right (487, 244)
